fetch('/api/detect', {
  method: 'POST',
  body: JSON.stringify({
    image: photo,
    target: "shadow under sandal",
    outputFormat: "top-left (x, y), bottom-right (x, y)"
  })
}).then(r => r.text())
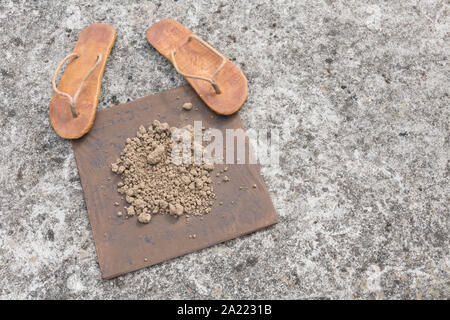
top-left (50, 23), bottom-right (116, 139)
top-left (146, 19), bottom-right (248, 115)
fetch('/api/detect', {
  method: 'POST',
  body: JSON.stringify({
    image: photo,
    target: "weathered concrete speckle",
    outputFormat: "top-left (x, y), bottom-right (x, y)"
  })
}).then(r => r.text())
top-left (0, 0), bottom-right (449, 299)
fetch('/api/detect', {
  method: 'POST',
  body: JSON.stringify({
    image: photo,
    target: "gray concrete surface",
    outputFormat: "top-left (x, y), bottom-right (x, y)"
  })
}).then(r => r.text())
top-left (0, 0), bottom-right (449, 299)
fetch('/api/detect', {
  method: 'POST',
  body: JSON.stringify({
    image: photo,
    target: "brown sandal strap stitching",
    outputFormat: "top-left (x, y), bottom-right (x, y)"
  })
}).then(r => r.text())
top-left (170, 34), bottom-right (226, 94)
top-left (52, 53), bottom-right (102, 118)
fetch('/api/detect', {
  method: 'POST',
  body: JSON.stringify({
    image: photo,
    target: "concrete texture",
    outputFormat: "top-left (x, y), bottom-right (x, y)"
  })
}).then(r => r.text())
top-left (0, 0), bottom-right (448, 299)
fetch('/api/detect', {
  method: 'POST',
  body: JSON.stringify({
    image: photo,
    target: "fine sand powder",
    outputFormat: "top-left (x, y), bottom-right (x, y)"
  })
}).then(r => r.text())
top-left (111, 120), bottom-right (215, 224)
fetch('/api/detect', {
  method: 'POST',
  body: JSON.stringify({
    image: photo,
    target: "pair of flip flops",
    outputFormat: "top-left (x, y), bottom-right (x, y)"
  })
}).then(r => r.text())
top-left (50, 20), bottom-right (248, 139)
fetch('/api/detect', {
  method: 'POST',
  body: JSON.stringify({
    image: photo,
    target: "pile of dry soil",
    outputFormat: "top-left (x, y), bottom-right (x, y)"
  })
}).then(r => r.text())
top-left (111, 120), bottom-right (215, 224)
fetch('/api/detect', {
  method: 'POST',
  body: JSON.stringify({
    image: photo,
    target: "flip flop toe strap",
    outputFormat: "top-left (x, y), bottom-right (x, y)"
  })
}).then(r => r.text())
top-left (52, 53), bottom-right (102, 118)
top-left (171, 34), bottom-right (226, 94)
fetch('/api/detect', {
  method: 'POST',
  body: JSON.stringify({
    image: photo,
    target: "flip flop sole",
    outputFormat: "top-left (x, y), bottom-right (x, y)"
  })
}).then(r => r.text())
top-left (50, 23), bottom-right (116, 139)
top-left (146, 19), bottom-right (248, 115)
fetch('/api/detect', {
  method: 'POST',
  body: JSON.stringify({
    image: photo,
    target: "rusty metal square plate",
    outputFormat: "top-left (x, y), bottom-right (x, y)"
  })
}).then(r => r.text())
top-left (72, 86), bottom-right (278, 279)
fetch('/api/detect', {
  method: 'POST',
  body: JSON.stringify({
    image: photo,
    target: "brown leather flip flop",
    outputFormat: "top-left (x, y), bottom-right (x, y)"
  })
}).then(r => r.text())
top-left (50, 23), bottom-right (116, 139)
top-left (146, 19), bottom-right (248, 115)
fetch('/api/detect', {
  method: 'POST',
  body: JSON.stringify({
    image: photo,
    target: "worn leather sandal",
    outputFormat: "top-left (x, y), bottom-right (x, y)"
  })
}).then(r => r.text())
top-left (50, 23), bottom-right (116, 139)
top-left (146, 19), bottom-right (248, 115)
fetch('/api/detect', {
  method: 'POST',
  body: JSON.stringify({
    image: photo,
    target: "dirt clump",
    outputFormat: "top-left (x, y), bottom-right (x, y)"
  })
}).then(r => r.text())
top-left (111, 120), bottom-right (215, 224)
top-left (182, 102), bottom-right (193, 110)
